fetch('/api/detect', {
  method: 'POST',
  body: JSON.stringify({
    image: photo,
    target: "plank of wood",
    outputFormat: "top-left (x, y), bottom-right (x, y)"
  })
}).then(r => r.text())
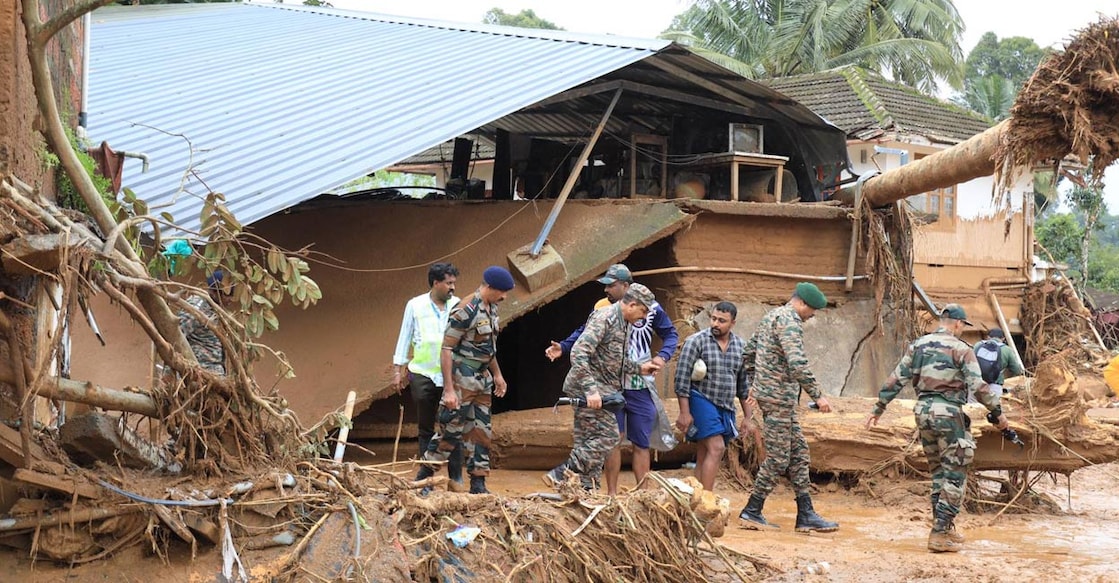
top-left (0, 423), bottom-right (48, 468)
top-left (12, 469), bottom-right (100, 499)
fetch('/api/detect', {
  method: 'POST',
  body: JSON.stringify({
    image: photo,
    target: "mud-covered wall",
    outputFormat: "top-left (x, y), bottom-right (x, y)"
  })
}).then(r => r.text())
top-left (660, 211), bottom-right (903, 398)
top-left (0, 0), bottom-right (84, 192)
top-left (666, 212), bottom-right (874, 305)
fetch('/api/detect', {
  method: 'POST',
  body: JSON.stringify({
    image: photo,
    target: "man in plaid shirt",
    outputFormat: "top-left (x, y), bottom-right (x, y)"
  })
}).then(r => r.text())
top-left (673, 301), bottom-right (753, 491)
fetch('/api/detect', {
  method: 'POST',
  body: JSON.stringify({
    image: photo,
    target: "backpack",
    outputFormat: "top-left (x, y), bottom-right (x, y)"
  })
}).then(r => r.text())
top-left (974, 340), bottom-right (1001, 384)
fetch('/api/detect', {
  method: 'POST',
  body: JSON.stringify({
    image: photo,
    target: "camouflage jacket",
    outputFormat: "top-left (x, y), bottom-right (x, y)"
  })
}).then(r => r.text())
top-left (742, 304), bottom-right (822, 406)
top-left (873, 327), bottom-right (997, 415)
top-left (563, 303), bottom-right (644, 398)
top-left (445, 291), bottom-right (499, 364)
top-left (179, 294), bottom-right (225, 374)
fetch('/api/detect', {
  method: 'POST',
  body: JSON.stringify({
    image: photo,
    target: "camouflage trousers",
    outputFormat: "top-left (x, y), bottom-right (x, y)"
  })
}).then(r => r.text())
top-left (565, 400), bottom-right (621, 483)
top-left (424, 362), bottom-right (493, 477)
top-left (752, 404), bottom-right (811, 497)
top-left (915, 397), bottom-right (975, 520)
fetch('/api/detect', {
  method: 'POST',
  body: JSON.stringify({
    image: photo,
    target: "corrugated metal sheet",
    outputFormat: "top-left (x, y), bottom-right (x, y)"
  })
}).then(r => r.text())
top-left (87, 3), bottom-right (668, 231)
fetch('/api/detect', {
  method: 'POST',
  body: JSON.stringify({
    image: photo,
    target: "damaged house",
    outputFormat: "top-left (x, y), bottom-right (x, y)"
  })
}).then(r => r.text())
top-left (65, 3), bottom-right (1023, 459)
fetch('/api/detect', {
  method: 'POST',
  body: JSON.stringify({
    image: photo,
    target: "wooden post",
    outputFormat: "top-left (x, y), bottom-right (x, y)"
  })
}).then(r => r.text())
top-left (333, 390), bottom-right (357, 463)
top-left (528, 88), bottom-right (623, 256)
top-left (987, 292), bottom-right (1026, 371)
top-left (492, 129), bottom-right (511, 199)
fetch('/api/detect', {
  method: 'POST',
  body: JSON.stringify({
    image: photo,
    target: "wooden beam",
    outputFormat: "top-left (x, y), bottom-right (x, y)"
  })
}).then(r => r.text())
top-left (524, 80), bottom-right (625, 110)
top-left (13, 468), bottom-right (101, 499)
top-left (0, 371), bottom-right (159, 417)
top-left (617, 80), bottom-right (760, 118)
top-left (0, 422), bottom-right (49, 467)
top-left (643, 57), bottom-right (764, 113)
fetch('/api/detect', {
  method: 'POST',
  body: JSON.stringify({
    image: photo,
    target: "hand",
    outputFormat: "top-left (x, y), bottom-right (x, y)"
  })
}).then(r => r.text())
top-left (393, 369), bottom-right (406, 392)
top-left (586, 392), bottom-right (603, 409)
top-left (494, 374), bottom-right (508, 398)
top-left (746, 395), bottom-right (758, 411)
top-left (441, 387), bottom-right (459, 410)
top-left (741, 418), bottom-right (757, 436)
top-left (545, 341), bottom-right (563, 362)
top-left (651, 356), bottom-right (667, 373)
top-left (865, 413), bottom-right (880, 429)
top-left (995, 413), bottom-right (1010, 430)
top-left (675, 411), bottom-right (693, 433)
top-left (639, 360), bottom-right (661, 376)
top-left (814, 397), bottom-right (832, 413)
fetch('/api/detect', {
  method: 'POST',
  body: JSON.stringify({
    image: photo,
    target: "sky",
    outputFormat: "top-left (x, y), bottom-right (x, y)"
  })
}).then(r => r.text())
top-left (326, 0), bottom-right (1119, 208)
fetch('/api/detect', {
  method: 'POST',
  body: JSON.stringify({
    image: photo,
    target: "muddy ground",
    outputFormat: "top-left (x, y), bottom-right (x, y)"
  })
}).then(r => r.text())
top-left (1, 459), bottom-right (1117, 582)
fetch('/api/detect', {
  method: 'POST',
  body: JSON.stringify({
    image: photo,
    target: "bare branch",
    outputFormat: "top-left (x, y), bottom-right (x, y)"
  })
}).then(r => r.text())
top-left (30, 0), bottom-right (116, 46)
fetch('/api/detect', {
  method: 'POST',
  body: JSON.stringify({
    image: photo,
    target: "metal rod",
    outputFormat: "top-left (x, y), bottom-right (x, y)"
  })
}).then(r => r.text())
top-left (530, 89), bottom-right (623, 256)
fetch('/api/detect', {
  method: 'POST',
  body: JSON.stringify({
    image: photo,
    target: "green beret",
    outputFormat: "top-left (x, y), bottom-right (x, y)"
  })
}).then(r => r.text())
top-left (795, 282), bottom-right (827, 309)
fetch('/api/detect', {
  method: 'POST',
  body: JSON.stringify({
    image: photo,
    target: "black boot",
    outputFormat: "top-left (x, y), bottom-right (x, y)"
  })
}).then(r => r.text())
top-left (738, 494), bottom-right (778, 530)
top-left (447, 444), bottom-right (466, 492)
top-left (469, 476), bottom-right (490, 494)
top-left (794, 493), bottom-right (838, 533)
top-left (414, 465), bottom-right (436, 497)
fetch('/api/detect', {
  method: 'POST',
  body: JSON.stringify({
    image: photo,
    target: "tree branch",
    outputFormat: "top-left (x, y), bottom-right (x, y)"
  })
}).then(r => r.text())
top-left (30, 0), bottom-right (116, 46)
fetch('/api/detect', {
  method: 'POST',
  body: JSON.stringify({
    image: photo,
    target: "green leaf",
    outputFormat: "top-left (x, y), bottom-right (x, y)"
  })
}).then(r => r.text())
top-left (263, 308), bottom-right (279, 331)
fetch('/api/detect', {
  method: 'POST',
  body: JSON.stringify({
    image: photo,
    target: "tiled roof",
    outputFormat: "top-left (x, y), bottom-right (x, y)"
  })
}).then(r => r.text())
top-left (765, 67), bottom-right (992, 143)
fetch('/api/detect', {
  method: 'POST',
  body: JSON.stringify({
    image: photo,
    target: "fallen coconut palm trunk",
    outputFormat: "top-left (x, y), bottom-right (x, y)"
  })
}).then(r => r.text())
top-left (837, 16), bottom-right (1119, 207)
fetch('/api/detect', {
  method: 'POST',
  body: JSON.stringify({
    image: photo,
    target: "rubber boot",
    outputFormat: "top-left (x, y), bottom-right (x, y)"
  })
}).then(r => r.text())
top-left (794, 493), bottom-right (839, 533)
top-left (738, 494), bottom-right (778, 530)
top-left (932, 493), bottom-right (964, 544)
top-left (414, 465), bottom-right (435, 497)
top-left (928, 513), bottom-right (963, 553)
top-left (469, 476), bottom-right (490, 494)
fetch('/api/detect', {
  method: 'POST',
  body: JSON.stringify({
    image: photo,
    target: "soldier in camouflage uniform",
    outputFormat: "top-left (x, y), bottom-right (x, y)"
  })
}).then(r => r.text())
top-left (542, 284), bottom-right (661, 491)
top-left (415, 266), bottom-right (514, 495)
top-left (177, 271), bottom-right (227, 375)
top-left (738, 282), bottom-right (838, 533)
top-left (866, 304), bottom-right (1010, 553)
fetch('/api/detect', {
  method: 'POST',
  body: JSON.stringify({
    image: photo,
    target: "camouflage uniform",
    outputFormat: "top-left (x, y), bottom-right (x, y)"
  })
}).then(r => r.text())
top-left (424, 292), bottom-right (500, 477)
top-left (743, 304), bottom-right (822, 497)
top-left (560, 303), bottom-right (644, 483)
top-left (873, 327), bottom-right (998, 521)
top-left (178, 294), bottom-right (225, 375)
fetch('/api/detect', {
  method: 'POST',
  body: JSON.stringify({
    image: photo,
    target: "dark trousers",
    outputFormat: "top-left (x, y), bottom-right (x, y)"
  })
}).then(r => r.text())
top-left (410, 373), bottom-right (463, 481)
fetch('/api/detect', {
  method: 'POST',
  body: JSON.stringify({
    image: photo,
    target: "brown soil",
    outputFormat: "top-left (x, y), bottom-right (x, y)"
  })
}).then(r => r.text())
top-left (3, 461), bottom-right (1116, 582)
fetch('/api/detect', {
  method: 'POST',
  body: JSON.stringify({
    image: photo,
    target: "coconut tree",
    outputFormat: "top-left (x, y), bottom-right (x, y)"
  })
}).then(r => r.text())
top-left (662, 0), bottom-right (965, 93)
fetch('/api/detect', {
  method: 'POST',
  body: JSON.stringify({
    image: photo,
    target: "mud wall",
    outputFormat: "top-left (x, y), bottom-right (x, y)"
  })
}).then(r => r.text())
top-left (662, 211), bottom-right (902, 398)
top-left (0, 0), bottom-right (84, 191)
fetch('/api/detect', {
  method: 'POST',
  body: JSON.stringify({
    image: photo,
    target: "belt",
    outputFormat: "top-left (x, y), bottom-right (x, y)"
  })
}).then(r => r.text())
top-left (454, 356), bottom-right (489, 371)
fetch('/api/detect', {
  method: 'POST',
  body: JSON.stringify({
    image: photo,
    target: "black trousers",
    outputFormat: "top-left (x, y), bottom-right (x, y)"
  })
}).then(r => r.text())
top-left (410, 373), bottom-right (463, 480)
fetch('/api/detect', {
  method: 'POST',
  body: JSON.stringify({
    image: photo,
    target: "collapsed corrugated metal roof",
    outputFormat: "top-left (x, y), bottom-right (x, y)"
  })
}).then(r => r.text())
top-left (88, 2), bottom-right (849, 230)
top-left (87, 3), bottom-right (667, 230)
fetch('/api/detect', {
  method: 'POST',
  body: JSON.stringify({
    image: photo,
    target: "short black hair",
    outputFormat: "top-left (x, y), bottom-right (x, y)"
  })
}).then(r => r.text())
top-left (428, 262), bottom-right (459, 286)
top-left (712, 301), bottom-right (737, 320)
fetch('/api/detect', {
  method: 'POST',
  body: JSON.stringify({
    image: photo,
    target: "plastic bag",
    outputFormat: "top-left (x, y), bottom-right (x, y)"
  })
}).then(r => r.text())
top-left (647, 379), bottom-right (679, 452)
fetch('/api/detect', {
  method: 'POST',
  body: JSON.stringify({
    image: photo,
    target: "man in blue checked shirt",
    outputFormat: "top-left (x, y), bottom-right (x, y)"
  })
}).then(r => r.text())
top-left (673, 301), bottom-right (754, 491)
